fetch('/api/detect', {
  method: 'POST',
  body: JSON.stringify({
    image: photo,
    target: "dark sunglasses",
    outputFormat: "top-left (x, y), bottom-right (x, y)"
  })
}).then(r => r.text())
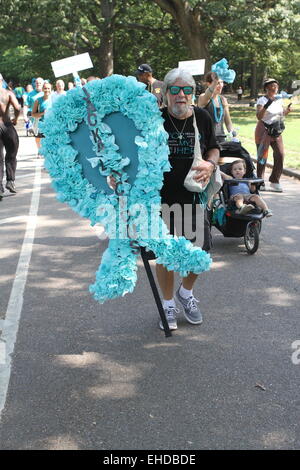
top-left (168, 86), bottom-right (193, 95)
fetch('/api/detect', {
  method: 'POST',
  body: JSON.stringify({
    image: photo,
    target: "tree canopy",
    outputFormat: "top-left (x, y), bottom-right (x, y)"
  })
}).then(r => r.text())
top-left (0, 0), bottom-right (299, 95)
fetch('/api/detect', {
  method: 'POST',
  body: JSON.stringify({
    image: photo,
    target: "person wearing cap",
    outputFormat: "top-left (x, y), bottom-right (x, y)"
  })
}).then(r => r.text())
top-left (136, 64), bottom-right (164, 108)
top-left (0, 73), bottom-right (21, 198)
top-left (255, 78), bottom-right (291, 192)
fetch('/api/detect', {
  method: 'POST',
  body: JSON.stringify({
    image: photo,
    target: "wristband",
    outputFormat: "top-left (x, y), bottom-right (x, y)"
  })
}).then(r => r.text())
top-left (206, 159), bottom-right (217, 172)
top-left (263, 99), bottom-right (273, 109)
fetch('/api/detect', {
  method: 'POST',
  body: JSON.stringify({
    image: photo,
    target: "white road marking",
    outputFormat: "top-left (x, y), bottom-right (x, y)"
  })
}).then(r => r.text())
top-left (93, 224), bottom-right (106, 239)
top-left (15, 172), bottom-right (36, 180)
top-left (0, 160), bottom-right (43, 419)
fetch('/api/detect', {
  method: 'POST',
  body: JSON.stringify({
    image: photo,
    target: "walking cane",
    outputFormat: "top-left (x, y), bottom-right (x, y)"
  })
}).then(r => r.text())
top-left (140, 247), bottom-right (172, 338)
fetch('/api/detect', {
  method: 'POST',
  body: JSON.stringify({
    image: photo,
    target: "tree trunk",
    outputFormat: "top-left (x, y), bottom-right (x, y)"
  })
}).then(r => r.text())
top-left (250, 61), bottom-right (257, 98)
top-left (98, 30), bottom-right (114, 77)
top-left (262, 66), bottom-right (268, 87)
top-left (153, 0), bottom-right (211, 73)
top-left (98, 0), bottom-right (116, 77)
top-left (240, 60), bottom-right (244, 89)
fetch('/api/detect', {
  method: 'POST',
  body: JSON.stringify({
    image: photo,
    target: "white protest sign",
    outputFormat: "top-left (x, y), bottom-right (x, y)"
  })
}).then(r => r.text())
top-left (51, 53), bottom-right (93, 78)
top-left (178, 59), bottom-right (205, 76)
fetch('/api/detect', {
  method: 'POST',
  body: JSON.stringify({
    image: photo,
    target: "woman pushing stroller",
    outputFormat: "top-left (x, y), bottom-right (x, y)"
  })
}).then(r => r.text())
top-left (220, 159), bottom-right (273, 217)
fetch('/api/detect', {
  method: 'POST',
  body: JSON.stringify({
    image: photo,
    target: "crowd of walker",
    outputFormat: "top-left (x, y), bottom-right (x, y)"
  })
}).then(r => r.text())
top-left (0, 63), bottom-right (293, 331)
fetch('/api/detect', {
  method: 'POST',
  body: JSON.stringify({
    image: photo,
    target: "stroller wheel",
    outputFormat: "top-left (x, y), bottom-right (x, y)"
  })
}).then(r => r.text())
top-left (244, 221), bottom-right (259, 254)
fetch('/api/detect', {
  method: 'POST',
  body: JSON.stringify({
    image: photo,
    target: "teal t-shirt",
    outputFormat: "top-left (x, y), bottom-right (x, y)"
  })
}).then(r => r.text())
top-left (36, 96), bottom-right (52, 130)
top-left (14, 87), bottom-right (25, 99)
top-left (23, 92), bottom-right (30, 106)
top-left (26, 89), bottom-right (43, 111)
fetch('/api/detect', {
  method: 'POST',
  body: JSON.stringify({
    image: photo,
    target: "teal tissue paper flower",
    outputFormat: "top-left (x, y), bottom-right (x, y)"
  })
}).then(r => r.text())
top-left (212, 58), bottom-right (236, 84)
top-left (41, 75), bottom-right (212, 303)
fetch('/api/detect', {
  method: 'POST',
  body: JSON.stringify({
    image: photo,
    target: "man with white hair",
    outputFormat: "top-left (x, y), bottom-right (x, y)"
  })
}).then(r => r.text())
top-left (0, 73), bottom-right (20, 197)
top-left (157, 68), bottom-right (220, 331)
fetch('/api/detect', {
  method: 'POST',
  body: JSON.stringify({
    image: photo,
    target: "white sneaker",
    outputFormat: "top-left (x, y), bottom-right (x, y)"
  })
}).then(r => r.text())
top-left (236, 204), bottom-right (255, 215)
top-left (269, 183), bottom-right (283, 192)
top-left (263, 209), bottom-right (273, 218)
top-left (175, 287), bottom-right (203, 325)
top-left (159, 306), bottom-right (178, 331)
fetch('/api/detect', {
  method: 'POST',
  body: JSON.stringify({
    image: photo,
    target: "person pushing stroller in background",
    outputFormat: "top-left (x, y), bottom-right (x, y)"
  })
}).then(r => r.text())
top-left (220, 159), bottom-right (273, 217)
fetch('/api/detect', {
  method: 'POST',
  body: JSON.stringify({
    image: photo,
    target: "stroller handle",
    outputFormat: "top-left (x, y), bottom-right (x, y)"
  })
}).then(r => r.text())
top-left (223, 178), bottom-right (264, 186)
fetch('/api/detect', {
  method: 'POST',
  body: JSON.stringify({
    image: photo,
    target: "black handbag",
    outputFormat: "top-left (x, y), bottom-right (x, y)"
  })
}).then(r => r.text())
top-left (264, 119), bottom-right (285, 138)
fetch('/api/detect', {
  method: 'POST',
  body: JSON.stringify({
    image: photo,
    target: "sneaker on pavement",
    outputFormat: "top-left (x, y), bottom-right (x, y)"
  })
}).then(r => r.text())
top-left (5, 180), bottom-right (17, 193)
top-left (263, 209), bottom-right (273, 218)
top-left (159, 306), bottom-right (178, 331)
top-left (176, 288), bottom-right (203, 325)
top-left (236, 204), bottom-right (255, 215)
top-left (269, 182), bottom-right (283, 192)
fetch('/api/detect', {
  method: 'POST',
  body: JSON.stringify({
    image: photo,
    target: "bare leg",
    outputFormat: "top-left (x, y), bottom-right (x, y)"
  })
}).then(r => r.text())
top-left (232, 195), bottom-right (244, 209)
top-left (182, 272), bottom-right (198, 290)
top-left (35, 137), bottom-right (41, 157)
top-left (155, 263), bottom-right (174, 300)
top-left (248, 194), bottom-right (268, 211)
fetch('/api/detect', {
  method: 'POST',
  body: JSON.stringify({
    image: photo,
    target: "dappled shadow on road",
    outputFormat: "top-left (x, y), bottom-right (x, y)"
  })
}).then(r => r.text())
top-left (0, 180), bottom-right (300, 450)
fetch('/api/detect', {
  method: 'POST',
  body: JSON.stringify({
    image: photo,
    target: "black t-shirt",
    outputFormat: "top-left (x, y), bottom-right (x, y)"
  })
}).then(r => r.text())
top-left (205, 98), bottom-right (226, 142)
top-left (161, 106), bottom-right (219, 205)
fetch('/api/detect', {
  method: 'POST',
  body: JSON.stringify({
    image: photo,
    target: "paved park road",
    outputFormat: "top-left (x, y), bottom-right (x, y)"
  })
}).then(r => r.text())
top-left (0, 132), bottom-right (299, 450)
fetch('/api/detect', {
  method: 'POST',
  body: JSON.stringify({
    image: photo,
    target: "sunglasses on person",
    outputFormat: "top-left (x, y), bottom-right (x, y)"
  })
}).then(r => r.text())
top-left (168, 86), bottom-right (193, 95)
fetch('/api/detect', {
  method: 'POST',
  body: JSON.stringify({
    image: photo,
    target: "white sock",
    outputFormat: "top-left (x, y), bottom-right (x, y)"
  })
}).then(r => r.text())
top-left (163, 298), bottom-right (176, 309)
top-left (179, 285), bottom-right (193, 299)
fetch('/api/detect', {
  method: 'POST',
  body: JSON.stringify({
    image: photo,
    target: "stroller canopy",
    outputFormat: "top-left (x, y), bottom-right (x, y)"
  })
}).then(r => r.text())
top-left (219, 141), bottom-right (255, 178)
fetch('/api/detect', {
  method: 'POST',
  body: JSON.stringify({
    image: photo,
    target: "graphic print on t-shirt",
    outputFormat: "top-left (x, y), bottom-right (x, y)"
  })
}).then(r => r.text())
top-left (168, 130), bottom-right (201, 158)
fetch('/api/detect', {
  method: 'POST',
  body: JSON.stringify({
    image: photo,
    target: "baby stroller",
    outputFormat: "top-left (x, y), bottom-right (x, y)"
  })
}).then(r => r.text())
top-left (208, 141), bottom-right (265, 254)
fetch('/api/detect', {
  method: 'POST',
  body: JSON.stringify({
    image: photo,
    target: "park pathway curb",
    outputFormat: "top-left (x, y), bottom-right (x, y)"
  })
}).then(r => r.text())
top-left (15, 118), bottom-right (300, 181)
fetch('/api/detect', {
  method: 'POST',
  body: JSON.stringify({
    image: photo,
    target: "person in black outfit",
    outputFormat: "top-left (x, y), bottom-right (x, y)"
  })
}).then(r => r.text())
top-left (198, 71), bottom-right (234, 143)
top-left (0, 73), bottom-right (20, 198)
top-left (157, 68), bottom-right (220, 331)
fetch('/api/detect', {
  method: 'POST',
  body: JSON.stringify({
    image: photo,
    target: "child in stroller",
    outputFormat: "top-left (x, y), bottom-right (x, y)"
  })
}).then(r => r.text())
top-left (209, 141), bottom-right (270, 254)
top-left (220, 159), bottom-right (273, 217)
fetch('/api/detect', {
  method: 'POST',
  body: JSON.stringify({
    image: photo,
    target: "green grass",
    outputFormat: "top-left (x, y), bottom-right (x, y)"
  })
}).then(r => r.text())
top-left (230, 104), bottom-right (300, 170)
